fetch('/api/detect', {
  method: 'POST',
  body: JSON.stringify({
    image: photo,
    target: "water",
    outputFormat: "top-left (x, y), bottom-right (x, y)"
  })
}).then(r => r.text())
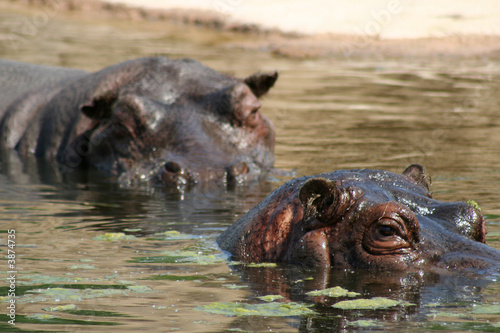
top-left (1, 3), bottom-right (500, 332)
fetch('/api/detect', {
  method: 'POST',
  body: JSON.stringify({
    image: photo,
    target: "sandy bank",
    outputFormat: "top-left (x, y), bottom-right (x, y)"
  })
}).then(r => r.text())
top-left (103, 0), bottom-right (500, 39)
top-left (6, 0), bottom-right (500, 59)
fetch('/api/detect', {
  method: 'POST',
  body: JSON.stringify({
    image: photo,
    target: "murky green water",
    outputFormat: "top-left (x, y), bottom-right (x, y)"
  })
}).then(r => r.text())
top-left (1, 3), bottom-right (500, 332)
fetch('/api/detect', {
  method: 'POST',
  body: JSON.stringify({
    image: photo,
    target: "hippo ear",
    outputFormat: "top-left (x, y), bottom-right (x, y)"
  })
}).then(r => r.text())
top-left (299, 178), bottom-right (338, 222)
top-left (403, 164), bottom-right (431, 190)
top-left (244, 71), bottom-right (278, 98)
top-left (80, 91), bottom-right (118, 120)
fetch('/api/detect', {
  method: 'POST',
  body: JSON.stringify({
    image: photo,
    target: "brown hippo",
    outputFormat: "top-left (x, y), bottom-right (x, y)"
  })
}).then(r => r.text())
top-left (218, 165), bottom-right (500, 272)
top-left (0, 57), bottom-right (277, 190)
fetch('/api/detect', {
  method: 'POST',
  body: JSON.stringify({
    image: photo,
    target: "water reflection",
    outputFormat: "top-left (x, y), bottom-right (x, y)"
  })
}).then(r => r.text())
top-left (227, 263), bottom-right (497, 332)
top-left (0, 147), bottom-right (275, 236)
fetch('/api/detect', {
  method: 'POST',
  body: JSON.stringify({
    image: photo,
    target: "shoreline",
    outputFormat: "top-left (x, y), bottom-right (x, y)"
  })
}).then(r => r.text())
top-left (102, 0), bottom-right (500, 39)
top-left (5, 0), bottom-right (500, 60)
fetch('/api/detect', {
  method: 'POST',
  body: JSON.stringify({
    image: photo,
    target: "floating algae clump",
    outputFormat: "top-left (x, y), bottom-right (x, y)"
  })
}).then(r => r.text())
top-left (466, 200), bottom-right (481, 211)
top-left (257, 295), bottom-right (285, 302)
top-left (471, 304), bottom-right (500, 314)
top-left (196, 301), bottom-right (315, 317)
top-left (126, 285), bottom-right (152, 293)
top-left (151, 230), bottom-right (202, 240)
top-left (347, 319), bottom-right (383, 328)
top-left (28, 314), bottom-right (57, 320)
top-left (246, 262), bottom-right (278, 268)
top-left (306, 286), bottom-right (360, 298)
top-left (70, 264), bottom-right (96, 270)
top-left (333, 297), bottom-right (414, 310)
top-left (222, 284), bottom-right (248, 290)
top-left (93, 233), bottom-right (136, 241)
top-left (43, 304), bottom-right (77, 312)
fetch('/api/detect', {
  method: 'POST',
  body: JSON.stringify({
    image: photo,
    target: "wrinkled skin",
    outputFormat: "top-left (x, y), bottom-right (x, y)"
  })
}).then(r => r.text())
top-left (0, 57), bottom-right (277, 190)
top-left (218, 164), bottom-right (500, 272)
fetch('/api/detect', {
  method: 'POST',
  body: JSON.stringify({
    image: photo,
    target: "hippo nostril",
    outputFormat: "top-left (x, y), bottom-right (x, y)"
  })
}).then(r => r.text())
top-left (229, 161), bottom-right (249, 177)
top-left (226, 162), bottom-right (250, 188)
top-left (163, 161), bottom-right (182, 174)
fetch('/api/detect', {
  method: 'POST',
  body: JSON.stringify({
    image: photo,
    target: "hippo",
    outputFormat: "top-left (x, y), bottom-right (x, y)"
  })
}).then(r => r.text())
top-left (218, 164), bottom-right (500, 272)
top-left (0, 57), bottom-right (277, 190)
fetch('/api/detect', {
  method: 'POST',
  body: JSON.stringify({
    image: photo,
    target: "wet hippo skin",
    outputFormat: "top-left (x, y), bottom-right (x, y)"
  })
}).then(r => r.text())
top-left (0, 57), bottom-right (277, 189)
top-left (218, 164), bottom-right (500, 272)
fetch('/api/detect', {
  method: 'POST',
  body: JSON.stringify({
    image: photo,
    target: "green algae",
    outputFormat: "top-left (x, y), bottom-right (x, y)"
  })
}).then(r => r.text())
top-left (347, 319), bottom-right (383, 328)
top-left (294, 277), bottom-right (314, 283)
top-left (128, 255), bottom-right (186, 264)
top-left (123, 228), bottom-right (142, 232)
top-left (246, 262), bottom-right (278, 268)
top-left (9, 314), bottom-right (121, 326)
top-left (222, 284), bottom-right (249, 290)
top-left (467, 200), bottom-right (482, 211)
top-left (69, 264), bottom-right (96, 270)
top-left (257, 295), bottom-right (285, 302)
top-left (196, 301), bottom-right (315, 317)
top-left (429, 311), bottom-right (469, 319)
top-left (24, 287), bottom-right (126, 303)
top-left (333, 297), bottom-right (414, 310)
top-left (79, 258), bottom-right (94, 262)
top-left (20, 284), bottom-right (151, 303)
top-left (42, 303), bottom-right (131, 317)
top-left (306, 286), bottom-right (360, 298)
top-left (427, 322), bottom-right (500, 332)
top-left (0, 283), bottom-right (125, 299)
top-left (115, 280), bottom-right (136, 285)
top-left (18, 274), bottom-right (87, 285)
top-left (126, 285), bottom-right (152, 293)
top-left (93, 232), bottom-right (137, 241)
top-left (29, 314), bottom-right (57, 320)
top-left (43, 304), bottom-right (77, 312)
top-left (472, 304), bottom-right (500, 314)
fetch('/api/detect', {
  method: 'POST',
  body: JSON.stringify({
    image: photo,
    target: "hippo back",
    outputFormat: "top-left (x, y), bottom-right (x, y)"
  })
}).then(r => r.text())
top-left (0, 60), bottom-right (85, 117)
top-left (0, 60), bottom-right (85, 150)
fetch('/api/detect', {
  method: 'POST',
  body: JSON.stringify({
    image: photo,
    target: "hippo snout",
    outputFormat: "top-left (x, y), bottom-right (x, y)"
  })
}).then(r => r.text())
top-left (437, 248), bottom-right (500, 271)
top-left (160, 161), bottom-right (190, 189)
top-left (158, 159), bottom-right (255, 191)
top-left (226, 161), bottom-right (250, 187)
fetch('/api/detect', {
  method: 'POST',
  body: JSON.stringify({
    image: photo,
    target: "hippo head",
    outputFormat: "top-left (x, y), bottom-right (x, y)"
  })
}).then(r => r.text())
top-left (218, 165), bottom-right (500, 273)
top-left (58, 57), bottom-right (277, 190)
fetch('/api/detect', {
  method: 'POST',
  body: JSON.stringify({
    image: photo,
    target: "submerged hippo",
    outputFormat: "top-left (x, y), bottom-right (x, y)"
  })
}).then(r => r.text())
top-left (0, 57), bottom-right (277, 189)
top-left (218, 165), bottom-right (500, 272)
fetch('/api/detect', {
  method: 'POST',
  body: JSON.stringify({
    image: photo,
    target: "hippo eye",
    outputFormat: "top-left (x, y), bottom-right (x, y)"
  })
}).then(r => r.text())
top-left (378, 224), bottom-right (397, 237)
top-left (363, 217), bottom-right (413, 255)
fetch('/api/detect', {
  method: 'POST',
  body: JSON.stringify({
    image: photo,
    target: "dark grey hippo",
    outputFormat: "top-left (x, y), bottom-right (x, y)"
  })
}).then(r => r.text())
top-left (0, 57), bottom-right (277, 190)
top-left (218, 165), bottom-right (500, 273)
